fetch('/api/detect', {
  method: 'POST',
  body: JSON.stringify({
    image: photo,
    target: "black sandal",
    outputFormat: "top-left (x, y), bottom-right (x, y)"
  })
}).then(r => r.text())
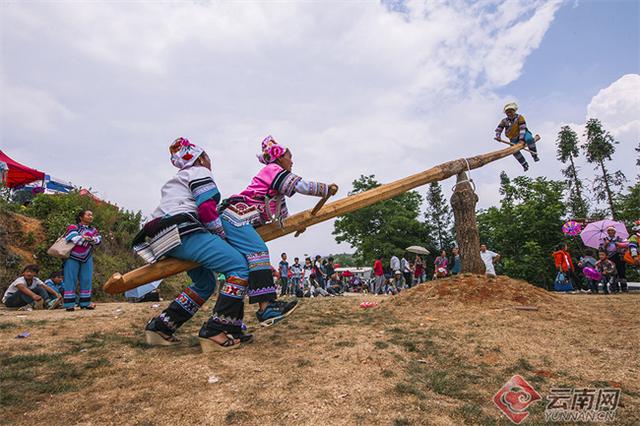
top-left (199, 333), bottom-right (241, 352)
top-left (231, 332), bottom-right (254, 344)
top-left (80, 303), bottom-right (96, 310)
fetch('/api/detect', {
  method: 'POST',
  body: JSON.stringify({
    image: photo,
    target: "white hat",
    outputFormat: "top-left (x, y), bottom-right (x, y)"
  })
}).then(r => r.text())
top-left (503, 102), bottom-right (518, 113)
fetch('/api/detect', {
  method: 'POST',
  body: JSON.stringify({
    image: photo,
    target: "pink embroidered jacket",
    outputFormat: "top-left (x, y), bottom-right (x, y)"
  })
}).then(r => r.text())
top-left (224, 163), bottom-right (329, 227)
top-left (64, 224), bottom-right (101, 262)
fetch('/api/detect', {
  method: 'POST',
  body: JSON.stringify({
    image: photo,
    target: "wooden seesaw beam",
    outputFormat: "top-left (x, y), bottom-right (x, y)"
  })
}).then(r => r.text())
top-left (103, 141), bottom-right (529, 294)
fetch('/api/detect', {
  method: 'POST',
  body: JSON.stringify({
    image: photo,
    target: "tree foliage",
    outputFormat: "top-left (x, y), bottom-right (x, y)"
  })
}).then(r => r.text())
top-left (333, 175), bottom-right (433, 265)
top-left (425, 182), bottom-right (454, 250)
top-left (582, 119), bottom-right (626, 219)
top-left (477, 173), bottom-right (566, 288)
top-left (556, 125), bottom-right (589, 218)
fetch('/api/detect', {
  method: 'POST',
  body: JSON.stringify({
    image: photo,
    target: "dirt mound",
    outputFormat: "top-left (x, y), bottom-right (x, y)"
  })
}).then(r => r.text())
top-left (386, 273), bottom-right (558, 308)
top-left (0, 211), bottom-right (46, 264)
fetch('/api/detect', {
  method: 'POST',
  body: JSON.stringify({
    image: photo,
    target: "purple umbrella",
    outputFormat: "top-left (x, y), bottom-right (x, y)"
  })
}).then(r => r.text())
top-left (580, 220), bottom-right (629, 249)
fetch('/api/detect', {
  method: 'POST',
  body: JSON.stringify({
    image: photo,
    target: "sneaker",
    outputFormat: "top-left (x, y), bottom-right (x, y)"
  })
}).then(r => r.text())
top-left (47, 298), bottom-right (62, 310)
top-left (533, 155), bottom-right (540, 162)
top-left (256, 299), bottom-right (298, 327)
top-left (523, 163), bottom-right (530, 172)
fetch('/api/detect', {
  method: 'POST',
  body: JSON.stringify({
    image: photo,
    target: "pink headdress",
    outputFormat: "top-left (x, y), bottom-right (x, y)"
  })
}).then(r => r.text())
top-left (257, 135), bottom-right (287, 165)
top-left (169, 137), bottom-right (205, 169)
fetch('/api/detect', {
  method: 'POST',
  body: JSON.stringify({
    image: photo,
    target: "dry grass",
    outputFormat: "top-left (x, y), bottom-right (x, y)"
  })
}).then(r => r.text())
top-left (0, 275), bottom-right (638, 425)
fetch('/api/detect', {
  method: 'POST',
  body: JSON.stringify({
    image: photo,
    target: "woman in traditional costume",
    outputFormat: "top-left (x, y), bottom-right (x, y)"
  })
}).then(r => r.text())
top-left (220, 136), bottom-right (337, 326)
top-left (63, 210), bottom-right (101, 310)
top-left (137, 138), bottom-right (249, 351)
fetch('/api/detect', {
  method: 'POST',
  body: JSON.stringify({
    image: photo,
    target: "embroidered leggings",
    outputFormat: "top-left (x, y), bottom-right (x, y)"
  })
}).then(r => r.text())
top-left (63, 256), bottom-right (93, 308)
top-left (222, 220), bottom-right (277, 305)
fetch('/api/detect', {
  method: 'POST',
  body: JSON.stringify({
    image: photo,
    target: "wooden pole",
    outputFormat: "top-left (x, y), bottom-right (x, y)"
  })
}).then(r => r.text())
top-left (103, 142), bottom-right (526, 294)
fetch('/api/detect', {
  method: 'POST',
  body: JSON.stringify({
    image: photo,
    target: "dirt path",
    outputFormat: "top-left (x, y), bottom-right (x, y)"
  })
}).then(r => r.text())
top-left (0, 282), bottom-right (638, 425)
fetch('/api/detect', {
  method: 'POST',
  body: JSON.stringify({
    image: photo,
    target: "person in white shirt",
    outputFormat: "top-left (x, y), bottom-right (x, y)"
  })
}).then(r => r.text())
top-left (480, 244), bottom-right (500, 277)
top-left (400, 255), bottom-right (413, 288)
top-left (3, 265), bottom-right (61, 309)
top-left (390, 255), bottom-right (400, 273)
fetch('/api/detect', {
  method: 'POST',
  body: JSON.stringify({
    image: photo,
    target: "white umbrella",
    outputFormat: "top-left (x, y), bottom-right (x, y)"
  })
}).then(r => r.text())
top-left (124, 279), bottom-right (162, 299)
top-left (406, 246), bottom-right (430, 255)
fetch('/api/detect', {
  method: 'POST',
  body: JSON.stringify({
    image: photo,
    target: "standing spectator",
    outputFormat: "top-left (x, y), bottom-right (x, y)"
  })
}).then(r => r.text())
top-left (279, 253), bottom-right (290, 296)
top-left (325, 257), bottom-right (336, 287)
top-left (314, 255), bottom-right (326, 289)
top-left (303, 257), bottom-right (314, 291)
top-left (3, 265), bottom-right (61, 309)
top-left (480, 244), bottom-right (500, 278)
top-left (600, 226), bottom-right (628, 293)
top-left (290, 257), bottom-right (303, 296)
top-left (401, 254), bottom-right (412, 288)
top-left (414, 255), bottom-right (425, 284)
top-left (434, 250), bottom-right (449, 279)
top-left (595, 250), bottom-right (616, 295)
top-left (449, 247), bottom-right (462, 276)
top-left (553, 243), bottom-right (578, 289)
top-left (63, 210), bottom-right (101, 311)
top-left (578, 250), bottom-right (597, 294)
top-left (390, 254), bottom-right (400, 276)
top-left (373, 255), bottom-right (385, 294)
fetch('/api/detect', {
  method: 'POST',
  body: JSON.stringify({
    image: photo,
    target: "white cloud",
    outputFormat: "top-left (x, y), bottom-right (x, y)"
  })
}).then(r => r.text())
top-left (587, 73), bottom-right (640, 142)
top-left (0, 1), bottom-right (565, 262)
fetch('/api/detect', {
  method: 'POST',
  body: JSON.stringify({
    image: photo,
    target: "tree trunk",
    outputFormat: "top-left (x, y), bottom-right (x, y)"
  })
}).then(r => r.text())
top-left (450, 171), bottom-right (485, 274)
top-left (600, 161), bottom-right (617, 219)
top-left (569, 156), bottom-right (584, 206)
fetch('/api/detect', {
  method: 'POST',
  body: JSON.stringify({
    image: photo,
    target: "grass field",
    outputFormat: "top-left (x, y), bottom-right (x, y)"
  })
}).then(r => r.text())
top-left (0, 275), bottom-right (638, 425)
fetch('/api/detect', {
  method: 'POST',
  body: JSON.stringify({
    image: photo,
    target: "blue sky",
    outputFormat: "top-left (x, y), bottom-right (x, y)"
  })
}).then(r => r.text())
top-left (500, 0), bottom-right (639, 123)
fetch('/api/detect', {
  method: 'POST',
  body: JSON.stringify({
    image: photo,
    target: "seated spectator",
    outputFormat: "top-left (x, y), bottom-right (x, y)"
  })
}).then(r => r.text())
top-left (382, 278), bottom-right (398, 295)
top-left (595, 250), bottom-right (617, 295)
top-left (394, 270), bottom-right (404, 291)
top-left (327, 278), bottom-right (344, 296)
top-left (44, 270), bottom-right (65, 297)
top-left (578, 250), bottom-right (597, 293)
top-left (348, 276), bottom-right (364, 293)
top-left (3, 265), bottom-right (61, 309)
top-left (434, 250), bottom-right (449, 279)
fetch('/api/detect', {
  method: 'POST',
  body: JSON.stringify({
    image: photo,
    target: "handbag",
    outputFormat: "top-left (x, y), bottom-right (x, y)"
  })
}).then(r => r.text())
top-left (47, 235), bottom-right (75, 259)
top-left (553, 271), bottom-right (573, 292)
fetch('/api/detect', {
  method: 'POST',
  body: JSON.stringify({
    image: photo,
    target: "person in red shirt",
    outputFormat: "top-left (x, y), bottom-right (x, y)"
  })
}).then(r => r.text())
top-left (553, 243), bottom-right (578, 289)
top-left (373, 256), bottom-right (385, 295)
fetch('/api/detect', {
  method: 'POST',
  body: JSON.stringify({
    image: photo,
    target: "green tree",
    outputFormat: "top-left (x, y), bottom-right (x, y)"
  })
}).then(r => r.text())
top-left (582, 119), bottom-right (626, 219)
top-left (556, 125), bottom-right (589, 218)
top-left (425, 181), bottom-right (454, 250)
top-left (636, 142), bottom-right (640, 179)
top-left (328, 253), bottom-right (357, 267)
top-left (333, 175), bottom-right (433, 265)
top-left (477, 173), bottom-right (567, 288)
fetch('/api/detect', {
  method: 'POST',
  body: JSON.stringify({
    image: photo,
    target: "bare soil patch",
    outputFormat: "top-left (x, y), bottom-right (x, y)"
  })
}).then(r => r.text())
top-left (0, 277), bottom-right (638, 425)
